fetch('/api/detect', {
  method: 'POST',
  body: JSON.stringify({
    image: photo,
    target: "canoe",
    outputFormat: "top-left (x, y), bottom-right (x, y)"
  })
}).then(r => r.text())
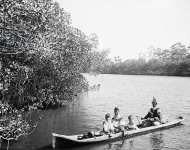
top-left (52, 116), bottom-right (183, 148)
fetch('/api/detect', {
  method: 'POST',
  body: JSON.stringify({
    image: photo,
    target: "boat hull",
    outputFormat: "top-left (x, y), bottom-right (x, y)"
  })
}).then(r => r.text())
top-left (52, 117), bottom-right (183, 148)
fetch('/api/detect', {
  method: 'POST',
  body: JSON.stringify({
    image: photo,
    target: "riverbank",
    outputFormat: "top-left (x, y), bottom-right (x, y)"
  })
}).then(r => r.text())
top-left (0, 102), bottom-right (39, 142)
top-left (86, 43), bottom-right (190, 77)
top-left (0, 86), bottom-right (89, 148)
top-left (96, 73), bottom-right (190, 77)
top-left (0, 0), bottom-right (94, 145)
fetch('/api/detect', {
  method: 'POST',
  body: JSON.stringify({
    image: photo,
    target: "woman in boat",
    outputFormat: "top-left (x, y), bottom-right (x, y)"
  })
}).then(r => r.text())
top-left (112, 107), bottom-right (126, 131)
top-left (79, 113), bottom-right (114, 139)
top-left (127, 115), bottom-right (139, 130)
top-left (142, 97), bottom-right (163, 126)
top-left (103, 113), bottom-right (114, 134)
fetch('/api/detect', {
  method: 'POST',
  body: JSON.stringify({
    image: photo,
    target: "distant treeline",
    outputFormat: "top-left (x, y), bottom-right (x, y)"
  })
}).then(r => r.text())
top-left (85, 42), bottom-right (190, 76)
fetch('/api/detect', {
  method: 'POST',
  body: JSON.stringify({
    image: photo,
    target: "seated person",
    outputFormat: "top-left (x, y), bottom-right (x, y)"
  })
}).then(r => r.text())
top-left (103, 113), bottom-right (114, 134)
top-left (112, 107), bottom-right (126, 131)
top-left (78, 113), bottom-right (114, 140)
top-left (127, 115), bottom-right (139, 130)
top-left (112, 107), bottom-right (123, 126)
top-left (142, 97), bottom-right (163, 126)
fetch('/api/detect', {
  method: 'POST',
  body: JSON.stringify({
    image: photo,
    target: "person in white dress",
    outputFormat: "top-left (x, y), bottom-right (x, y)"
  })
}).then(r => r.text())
top-left (103, 113), bottom-right (114, 133)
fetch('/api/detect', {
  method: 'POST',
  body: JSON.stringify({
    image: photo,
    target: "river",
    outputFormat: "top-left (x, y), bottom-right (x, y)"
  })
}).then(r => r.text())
top-left (5, 74), bottom-right (190, 150)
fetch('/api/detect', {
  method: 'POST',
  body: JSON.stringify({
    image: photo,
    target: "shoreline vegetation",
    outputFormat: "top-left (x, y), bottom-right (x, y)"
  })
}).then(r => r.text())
top-left (86, 42), bottom-right (190, 77)
top-left (0, 0), bottom-right (94, 143)
top-left (0, 0), bottom-right (189, 147)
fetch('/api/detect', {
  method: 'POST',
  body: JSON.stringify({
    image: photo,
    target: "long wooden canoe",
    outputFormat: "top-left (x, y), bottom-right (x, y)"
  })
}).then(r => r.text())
top-left (52, 117), bottom-right (183, 148)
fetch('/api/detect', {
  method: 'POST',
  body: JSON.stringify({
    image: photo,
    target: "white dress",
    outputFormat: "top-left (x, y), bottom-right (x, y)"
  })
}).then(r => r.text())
top-left (103, 120), bottom-right (114, 132)
top-left (127, 122), bottom-right (139, 130)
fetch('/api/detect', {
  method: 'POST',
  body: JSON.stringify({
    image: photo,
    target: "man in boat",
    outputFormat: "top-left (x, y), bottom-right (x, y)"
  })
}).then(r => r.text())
top-left (112, 107), bottom-right (126, 131)
top-left (141, 97), bottom-right (163, 127)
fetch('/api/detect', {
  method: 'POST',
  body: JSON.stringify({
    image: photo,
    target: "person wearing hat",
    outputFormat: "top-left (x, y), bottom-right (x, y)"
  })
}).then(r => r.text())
top-left (142, 97), bottom-right (163, 126)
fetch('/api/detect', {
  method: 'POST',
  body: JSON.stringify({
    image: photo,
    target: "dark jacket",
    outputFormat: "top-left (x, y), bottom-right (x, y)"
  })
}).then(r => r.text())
top-left (144, 107), bottom-right (161, 121)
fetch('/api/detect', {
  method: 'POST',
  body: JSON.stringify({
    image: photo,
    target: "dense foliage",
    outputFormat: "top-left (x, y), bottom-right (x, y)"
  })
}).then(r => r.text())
top-left (88, 42), bottom-right (190, 76)
top-left (0, 0), bottom-right (93, 109)
top-left (0, 101), bottom-right (37, 141)
top-left (0, 0), bottom-right (96, 142)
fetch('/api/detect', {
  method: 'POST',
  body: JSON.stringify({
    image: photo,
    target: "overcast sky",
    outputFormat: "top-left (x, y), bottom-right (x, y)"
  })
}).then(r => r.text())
top-left (56, 0), bottom-right (190, 59)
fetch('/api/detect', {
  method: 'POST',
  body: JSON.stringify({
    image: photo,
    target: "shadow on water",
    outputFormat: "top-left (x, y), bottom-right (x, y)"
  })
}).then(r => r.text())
top-left (36, 125), bottom-right (185, 150)
top-left (36, 144), bottom-right (52, 150)
top-left (35, 125), bottom-right (186, 150)
top-left (0, 134), bottom-right (166, 150)
top-left (36, 138), bottom-right (136, 150)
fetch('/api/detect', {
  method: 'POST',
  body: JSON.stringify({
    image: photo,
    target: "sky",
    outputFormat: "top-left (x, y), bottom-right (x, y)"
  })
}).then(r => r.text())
top-left (56, 0), bottom-right (190, 59)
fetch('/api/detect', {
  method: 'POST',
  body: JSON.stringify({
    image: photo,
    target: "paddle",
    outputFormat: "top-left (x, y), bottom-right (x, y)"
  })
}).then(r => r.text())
top-left (135, 116), bottom-right (141, 124)
top-left (135, 115), bottom-right (152, 122)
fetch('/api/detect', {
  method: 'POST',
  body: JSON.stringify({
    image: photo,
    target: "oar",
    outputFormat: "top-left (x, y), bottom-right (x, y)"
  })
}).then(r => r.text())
top-left (136, 115), bottom-right (149, 121)
top-left (135, 116), bottom-right (142, 124)
top-left (121, 129), bottom-right (127, 138)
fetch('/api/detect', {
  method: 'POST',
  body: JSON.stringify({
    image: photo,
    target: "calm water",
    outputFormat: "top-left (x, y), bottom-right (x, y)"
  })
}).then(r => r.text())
top-left (5, 74), bottom-right (190, 150)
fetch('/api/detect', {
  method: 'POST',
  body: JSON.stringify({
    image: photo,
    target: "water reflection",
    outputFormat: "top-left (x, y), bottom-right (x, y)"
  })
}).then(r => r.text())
top-left (103, 139), bottom-right (135, 150)
top-left (128, 140), bottom-right (135, 150)
top-left (104, 140), bottom-right (125, 150)
top-left (150, 133), bottom-right (164, 150)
